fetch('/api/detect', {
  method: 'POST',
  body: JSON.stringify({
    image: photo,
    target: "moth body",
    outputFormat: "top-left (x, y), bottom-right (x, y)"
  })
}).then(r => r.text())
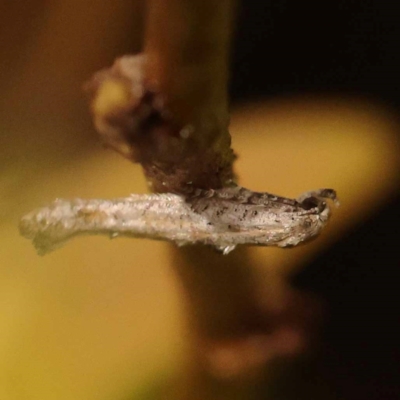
top-left (19, 186), bottom-right (337, 255)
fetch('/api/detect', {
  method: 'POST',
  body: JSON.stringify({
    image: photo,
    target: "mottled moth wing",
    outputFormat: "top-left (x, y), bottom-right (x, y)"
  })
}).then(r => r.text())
top-left (187, 186), bottom-right (337, 248)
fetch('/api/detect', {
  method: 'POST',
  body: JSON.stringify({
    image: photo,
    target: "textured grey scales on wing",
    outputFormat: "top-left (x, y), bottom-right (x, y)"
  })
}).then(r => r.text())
top-left (19, 186), bottom-right (338, 255)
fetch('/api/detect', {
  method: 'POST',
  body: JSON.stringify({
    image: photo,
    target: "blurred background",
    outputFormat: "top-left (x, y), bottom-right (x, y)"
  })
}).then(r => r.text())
top-left (1, 1), bottom-right (400, 399)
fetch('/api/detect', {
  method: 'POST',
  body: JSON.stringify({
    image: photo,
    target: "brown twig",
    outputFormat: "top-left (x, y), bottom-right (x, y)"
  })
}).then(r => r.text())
top-left (85, 1), bottom-right (320, 398)
top-left (87, 1), bottom-right (235, 194)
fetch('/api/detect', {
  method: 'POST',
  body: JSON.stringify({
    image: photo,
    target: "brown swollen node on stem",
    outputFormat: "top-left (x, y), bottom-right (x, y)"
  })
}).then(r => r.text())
top-left (86, 54), bottom-right (235, 194)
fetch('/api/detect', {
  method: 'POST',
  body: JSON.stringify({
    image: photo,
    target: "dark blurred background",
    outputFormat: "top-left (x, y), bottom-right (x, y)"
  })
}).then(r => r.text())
top-left (232, 0), bottom-right (400, 106)
top-left (231, 1), bottom-right (400, 399)
top-left (1, 1), bottom-right (399, 399)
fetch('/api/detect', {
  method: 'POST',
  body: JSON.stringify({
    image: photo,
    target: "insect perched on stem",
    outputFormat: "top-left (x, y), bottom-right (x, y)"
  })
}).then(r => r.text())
top-left (19, 185), bottom-right (338, 255)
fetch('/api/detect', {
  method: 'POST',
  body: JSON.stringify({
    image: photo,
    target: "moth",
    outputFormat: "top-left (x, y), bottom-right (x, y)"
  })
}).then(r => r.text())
top-left (19, 185), bottom-right (338, 255)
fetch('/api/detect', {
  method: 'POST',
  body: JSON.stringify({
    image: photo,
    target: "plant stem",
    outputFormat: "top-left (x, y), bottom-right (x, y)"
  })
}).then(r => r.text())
top-left (142, 0), bottom-right (236, 192)
top-left (143, 1), bottom-right (271, 396)
top-left (87, 1), bottom-right (317, 398)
